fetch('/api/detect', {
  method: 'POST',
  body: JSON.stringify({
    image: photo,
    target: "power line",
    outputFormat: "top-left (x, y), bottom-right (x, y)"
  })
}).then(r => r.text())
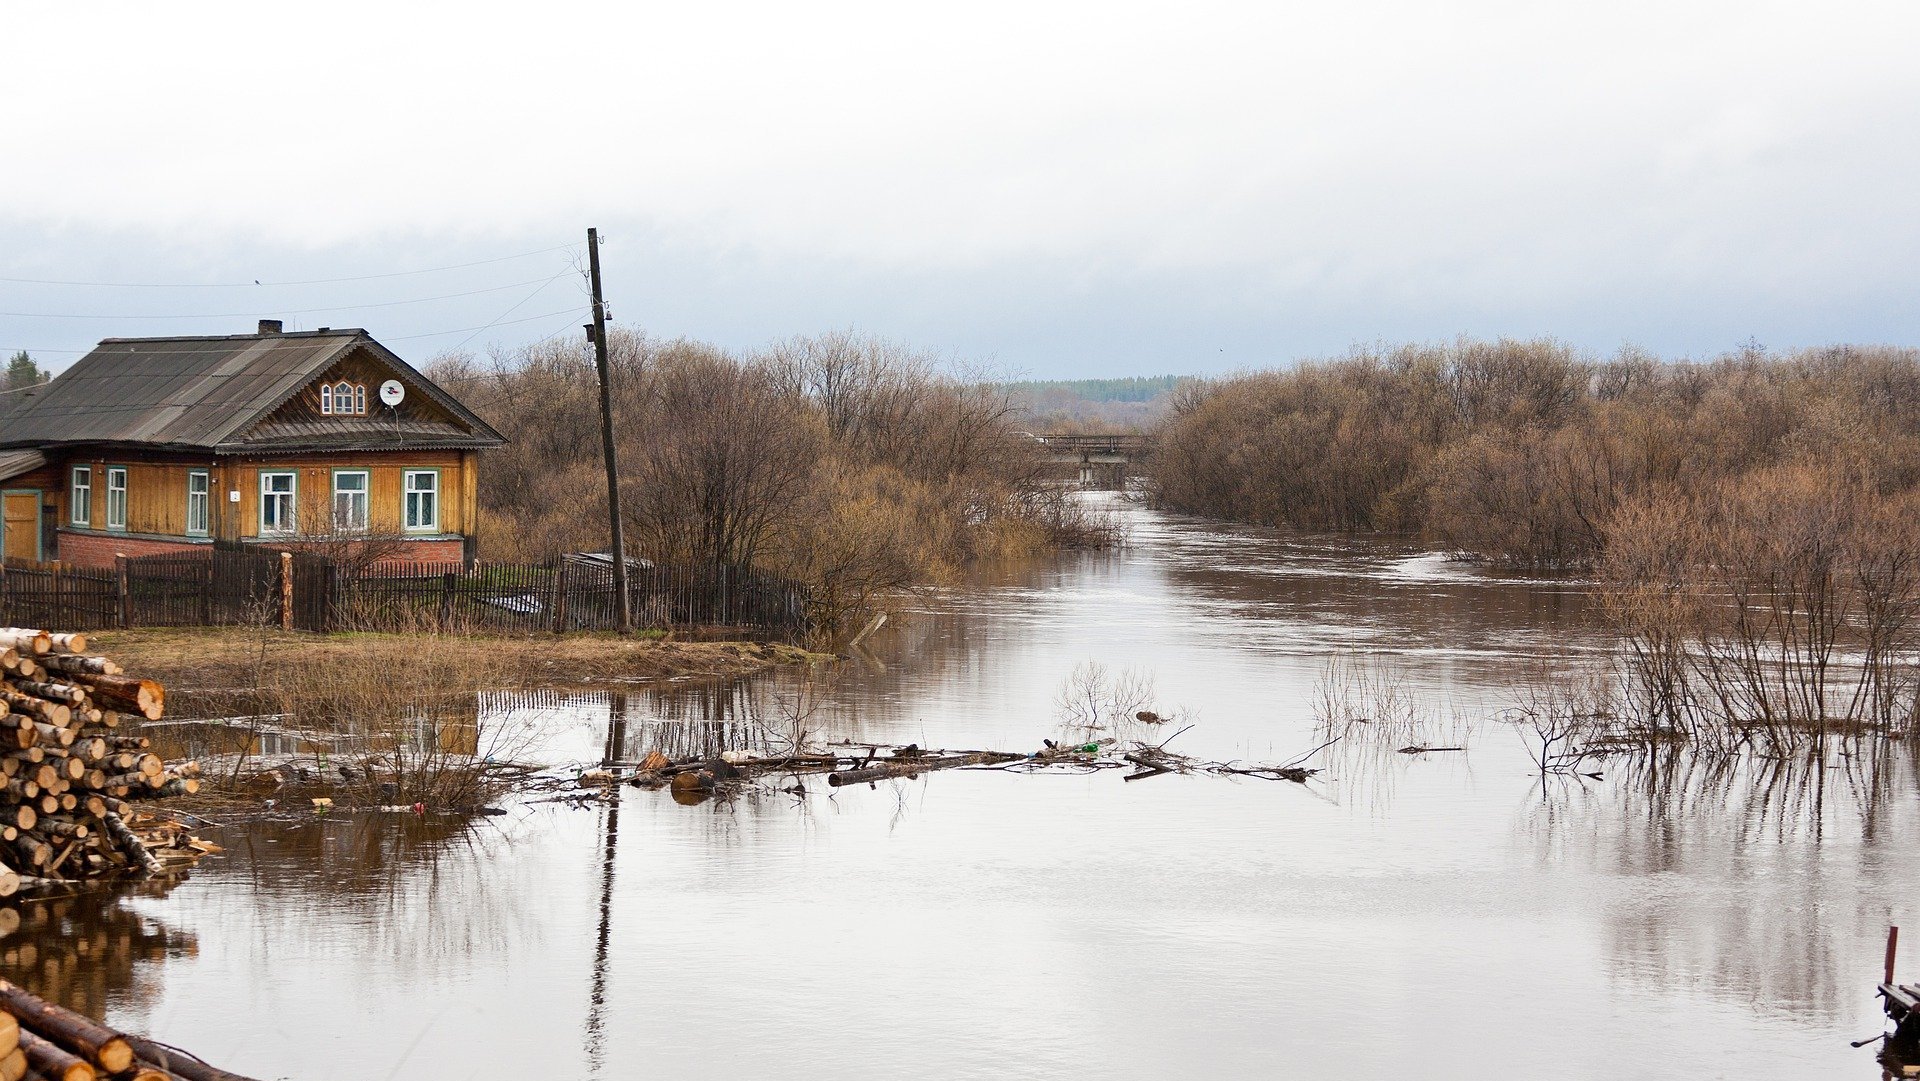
top-left (0, 244), bottom-right (580, 288)
top-left (0, 273), bottom-right (575, 320)
top-left (443, 271), bottom-right (578, 355)
top-left (388, 306), bottom-right (590, 343)
top-left (0, 305), bottom-right (591, 358)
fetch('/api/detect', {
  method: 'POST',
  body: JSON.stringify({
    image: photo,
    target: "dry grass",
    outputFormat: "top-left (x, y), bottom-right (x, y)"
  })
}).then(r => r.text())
top-left (97, 627), bottom-right (818, 688)
top-left (99, 626), bottom-right (830, 808)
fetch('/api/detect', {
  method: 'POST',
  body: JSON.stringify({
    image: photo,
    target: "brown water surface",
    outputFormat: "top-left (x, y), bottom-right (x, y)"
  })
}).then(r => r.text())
top-left (9, 501), bottom-right (1915, 1079)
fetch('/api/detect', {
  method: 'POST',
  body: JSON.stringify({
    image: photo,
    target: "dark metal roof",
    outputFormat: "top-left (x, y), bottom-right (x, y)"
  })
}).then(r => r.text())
top-left (0, 329), bottom-right (505, 452)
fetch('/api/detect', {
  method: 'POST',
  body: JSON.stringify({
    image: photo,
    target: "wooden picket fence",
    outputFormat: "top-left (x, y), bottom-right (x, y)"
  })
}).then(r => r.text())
top-left (0, 558), bottom-right (119, 630)
top-left (0, 551), bottom-right (810, 638)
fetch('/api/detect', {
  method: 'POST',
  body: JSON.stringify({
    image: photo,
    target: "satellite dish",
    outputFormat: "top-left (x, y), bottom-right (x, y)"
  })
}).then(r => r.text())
top-left (379, 380), bottom-right (405, 407)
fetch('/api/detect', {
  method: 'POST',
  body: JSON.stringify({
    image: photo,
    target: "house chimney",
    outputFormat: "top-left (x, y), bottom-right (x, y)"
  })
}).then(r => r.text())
top-left (257, 319), bottom-right (283, 335)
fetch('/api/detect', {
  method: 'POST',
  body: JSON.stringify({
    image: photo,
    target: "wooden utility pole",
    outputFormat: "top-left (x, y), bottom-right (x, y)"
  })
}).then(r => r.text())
top-left (587, 228), bottom-right (633, 633)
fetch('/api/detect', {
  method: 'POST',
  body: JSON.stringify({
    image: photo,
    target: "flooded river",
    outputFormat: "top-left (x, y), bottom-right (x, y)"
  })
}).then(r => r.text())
top-left (14, 501), bottom-right (1918, 1078)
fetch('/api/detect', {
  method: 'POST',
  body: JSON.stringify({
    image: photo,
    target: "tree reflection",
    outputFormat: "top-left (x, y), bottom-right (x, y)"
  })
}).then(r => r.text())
top-left (1521, 742), bottom-right (1920, 1023)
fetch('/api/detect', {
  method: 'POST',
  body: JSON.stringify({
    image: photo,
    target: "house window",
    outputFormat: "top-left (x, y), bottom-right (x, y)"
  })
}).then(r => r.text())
top-left (70, 466), bottom-right (90, 526)
top-left (186, 471), bottom-right (210, 535)
top-left (105, 467), bottom-right (128, 531)
top-left (403, 470), bottom-right (438, 532)
top-left (260, 471), bottom-right (297, 536)
top-left (332, 471), bottom-right (369, 531)
top-left (319, 381), bottom-right (367, 416)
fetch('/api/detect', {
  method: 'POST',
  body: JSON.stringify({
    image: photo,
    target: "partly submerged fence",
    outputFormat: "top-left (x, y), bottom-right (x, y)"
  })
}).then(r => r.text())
top-left (0, 552), bottom-right (810, 638)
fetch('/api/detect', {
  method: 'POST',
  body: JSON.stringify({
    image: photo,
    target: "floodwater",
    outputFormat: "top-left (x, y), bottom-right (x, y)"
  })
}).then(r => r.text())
top-left (12, 500), bottom-right (1919, 1079)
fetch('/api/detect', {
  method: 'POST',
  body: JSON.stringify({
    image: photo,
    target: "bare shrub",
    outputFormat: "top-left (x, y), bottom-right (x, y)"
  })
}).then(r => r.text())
top-left (1312, 654), bottom-right (1474, 747)
top-left (426, 328), bottom-right (1112, 638)
top-left (1598, 466), bottom-right (1920, 755)
top-left (260, 636), bottom-right (539, 807)
top-left (1501, 670), bottom-right (1616, 776)
top-left (1055, 661), bottom-right (1158, 733)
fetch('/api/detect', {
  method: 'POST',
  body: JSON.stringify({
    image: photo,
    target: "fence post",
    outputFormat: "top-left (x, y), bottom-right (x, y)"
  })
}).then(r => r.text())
top-left (279, 551), bottom-right (294, 631)
top-left (200, 556), bottom-right (212, 625)
top-left (439, 571), bottom-right (456, 630)
top-left (549, 558), bottom-right (568, 634)
top-left (115, 555), bottom-right (132, 629)
top-left (0, 560), bottom-right (8, 626)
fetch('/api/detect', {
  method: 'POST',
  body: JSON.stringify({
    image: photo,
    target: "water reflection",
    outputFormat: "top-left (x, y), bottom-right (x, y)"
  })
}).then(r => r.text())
top-left (17, 501), bottom-right (1916, 1079)
top-left (0, 885), bottom-right (196, 1027)
top-left (1521, 745), bottom-right (1920, 1029)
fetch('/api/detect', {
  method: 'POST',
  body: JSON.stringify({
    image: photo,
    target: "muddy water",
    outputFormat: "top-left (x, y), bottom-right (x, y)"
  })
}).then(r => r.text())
top-left (13, 503), bottom-right (1919, 1079)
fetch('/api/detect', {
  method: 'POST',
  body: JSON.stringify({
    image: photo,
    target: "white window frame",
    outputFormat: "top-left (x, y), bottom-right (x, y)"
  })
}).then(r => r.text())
top-left (353, 384), bottom-right (367, 414)
top-left (332, 470), bottom-right (369, 532)
top-left (403, 470), bottom-right (439, 532)
top-left (104, 466), bottom-right (128, 531)
top-left (260, 471), bottom-right (297, 537)
top-left (186, 470), bottom-right (211, 536)
top-left (319, 384), bottom-right (334, 415)
top-left (183, 474), bottom-right (210, 537)
top-left (70, 466), bottom-right (91, 526)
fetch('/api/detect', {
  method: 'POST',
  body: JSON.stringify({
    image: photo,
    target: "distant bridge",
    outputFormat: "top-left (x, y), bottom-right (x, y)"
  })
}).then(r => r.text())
top-left (1030, 432), bottom-right (1153, 489)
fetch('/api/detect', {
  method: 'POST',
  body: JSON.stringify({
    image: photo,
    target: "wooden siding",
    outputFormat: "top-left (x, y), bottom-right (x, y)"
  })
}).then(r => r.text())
top-left (53, 451), bottom-right (469, 541)
top-left (260, 348), bottom-right (463, 428)
top-left (231, 453), bottom-right (467, 538)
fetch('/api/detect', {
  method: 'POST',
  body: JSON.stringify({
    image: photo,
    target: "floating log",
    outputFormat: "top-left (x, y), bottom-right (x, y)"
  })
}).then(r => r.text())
top-left (124, 1035), bottom-right (263, 1081)
top-left (826, 751), bottom-right (1019, 786)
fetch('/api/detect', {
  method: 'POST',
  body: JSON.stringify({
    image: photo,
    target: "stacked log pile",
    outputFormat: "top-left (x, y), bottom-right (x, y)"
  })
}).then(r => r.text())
top-left (0, 629), bottom-right (201, 888)
top-left (0, 977), bottom-right (260, 1081)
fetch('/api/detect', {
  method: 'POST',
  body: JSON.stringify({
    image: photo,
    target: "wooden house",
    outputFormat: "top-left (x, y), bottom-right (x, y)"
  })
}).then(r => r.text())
top-left (0, 321), bottom-right (505, 567)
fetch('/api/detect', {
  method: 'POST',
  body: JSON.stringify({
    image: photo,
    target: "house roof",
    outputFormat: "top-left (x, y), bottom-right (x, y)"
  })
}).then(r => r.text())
top-left (0, 329), bottom-right (505, 452)
top-left (0, 449), bottom-right (46, 484)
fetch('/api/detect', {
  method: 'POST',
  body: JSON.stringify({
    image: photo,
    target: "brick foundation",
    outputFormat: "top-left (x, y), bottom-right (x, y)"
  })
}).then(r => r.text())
top-left (54, 531), bottom-right (466, 568)
top-left (55, 530), bottom-right (205, 567)
top-left (366, 539), bottom-right (466, 565)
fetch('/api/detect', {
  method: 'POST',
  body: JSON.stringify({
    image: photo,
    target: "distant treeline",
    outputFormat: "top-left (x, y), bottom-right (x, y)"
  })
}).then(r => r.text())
top-left (1005, 375), bottom-right (1182, 403)
top-left (1008, 374), bottom-right (1186, 432)
top-left (1151, 339), bottom-right (1920, 568)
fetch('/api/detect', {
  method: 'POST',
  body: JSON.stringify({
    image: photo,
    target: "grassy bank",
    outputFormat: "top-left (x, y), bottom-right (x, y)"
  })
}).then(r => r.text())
top-left (94, 627), bottom-right (833, 810)
top-left (94, 627), bottom-right (827, 706)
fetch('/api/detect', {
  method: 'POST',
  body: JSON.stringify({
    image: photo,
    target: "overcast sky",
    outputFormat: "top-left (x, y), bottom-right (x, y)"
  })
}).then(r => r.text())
top-left (3, 1), bottom-right (1916, 378)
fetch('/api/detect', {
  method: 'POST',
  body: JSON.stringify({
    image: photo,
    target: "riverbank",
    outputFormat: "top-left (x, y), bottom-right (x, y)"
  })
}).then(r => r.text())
top-left (91, 627), bottom-right (829, 703)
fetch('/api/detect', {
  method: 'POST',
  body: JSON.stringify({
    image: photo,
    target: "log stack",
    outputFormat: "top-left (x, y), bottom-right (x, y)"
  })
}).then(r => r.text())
top-left (0, 977), bottom-right (261, 1081)
top-left (0, 629), bottom-right (199, 887)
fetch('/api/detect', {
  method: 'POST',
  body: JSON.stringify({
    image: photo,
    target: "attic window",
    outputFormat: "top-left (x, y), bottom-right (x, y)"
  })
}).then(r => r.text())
top-left (320, 380), bottom-right (368, 416)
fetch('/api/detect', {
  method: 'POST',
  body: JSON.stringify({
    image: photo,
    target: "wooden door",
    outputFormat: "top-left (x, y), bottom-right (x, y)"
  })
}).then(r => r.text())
top-left (2, 491), bottom-right (40, 562)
